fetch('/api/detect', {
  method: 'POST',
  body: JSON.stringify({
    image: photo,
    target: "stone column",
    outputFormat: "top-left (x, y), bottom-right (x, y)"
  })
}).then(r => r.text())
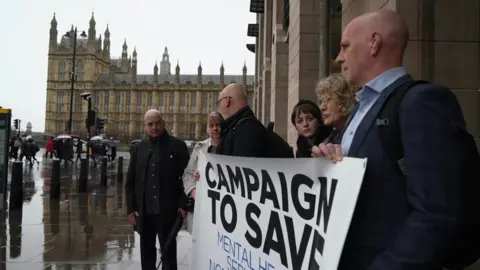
top-left (261, 0), bottom-right (273, 124)
top-left (270, 0), bottom-right (289, 140)
top-left (173, 91), bottom-right (180, 136)
top-left (195, 91), bottom-right (202, 139)
top-left (129, 90), bottom-right (136, 138)
top-left (256, 14), bottom-right (264, 121)
top-left (287, 0), bottom-right (322, 146)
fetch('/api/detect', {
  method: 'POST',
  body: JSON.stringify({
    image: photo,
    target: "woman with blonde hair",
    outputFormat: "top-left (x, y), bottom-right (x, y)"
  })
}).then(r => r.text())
top-left (317, 73), bottom-right (358, 143)
top-left (182, 111), bottom-right (222, 233)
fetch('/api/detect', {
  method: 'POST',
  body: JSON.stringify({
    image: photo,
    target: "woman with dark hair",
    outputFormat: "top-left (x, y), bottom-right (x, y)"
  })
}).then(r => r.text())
top-left (182, 111), bottom-right (223, 233)
top-left (291, 100), bottom-right (332, 157)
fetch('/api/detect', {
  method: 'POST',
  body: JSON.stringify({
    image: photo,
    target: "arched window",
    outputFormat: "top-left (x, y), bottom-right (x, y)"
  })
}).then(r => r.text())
top-left (59, 61), bottom-right (66, 80)
top-left (76, 61), bottom-right (84, 80)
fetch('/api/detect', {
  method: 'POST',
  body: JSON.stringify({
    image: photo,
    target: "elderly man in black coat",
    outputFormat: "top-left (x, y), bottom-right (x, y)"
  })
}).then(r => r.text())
top-left (125, 109), bottom-right (189, 270)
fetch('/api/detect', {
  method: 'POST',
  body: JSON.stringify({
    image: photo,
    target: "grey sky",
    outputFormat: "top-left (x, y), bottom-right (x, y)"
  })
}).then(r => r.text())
top-left (1, 0), bottom-right (256, 132)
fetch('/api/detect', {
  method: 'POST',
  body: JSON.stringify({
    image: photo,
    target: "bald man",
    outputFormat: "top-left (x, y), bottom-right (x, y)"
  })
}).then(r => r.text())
top-left (216, 83), bottom-right (267, 157)
top-left (125, 109), bottom-right (190, 270)
top-left (313, 10), bottom-right (472, 270)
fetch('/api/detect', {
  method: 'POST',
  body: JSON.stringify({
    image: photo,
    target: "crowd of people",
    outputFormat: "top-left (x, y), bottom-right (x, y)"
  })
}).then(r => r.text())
top-left (8, 135), bottom-right (40, 167)
top-left (125, 9), bottom-right (480, 270)
top-left (9, 135), bottom-right (118, 168)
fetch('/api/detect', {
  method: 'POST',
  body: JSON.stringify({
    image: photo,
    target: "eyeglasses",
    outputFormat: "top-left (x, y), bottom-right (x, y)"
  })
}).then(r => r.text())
top-left (215, 96), bottom-right (231, 107)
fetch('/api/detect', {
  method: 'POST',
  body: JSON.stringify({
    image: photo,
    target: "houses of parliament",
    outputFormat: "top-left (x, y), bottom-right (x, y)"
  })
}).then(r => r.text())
top-left (45, 13), bottom-right (254, 141)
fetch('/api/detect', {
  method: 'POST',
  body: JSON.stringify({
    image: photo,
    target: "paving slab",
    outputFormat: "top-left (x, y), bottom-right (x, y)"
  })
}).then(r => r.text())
top-left (1, 149), bottom-right (193, 270)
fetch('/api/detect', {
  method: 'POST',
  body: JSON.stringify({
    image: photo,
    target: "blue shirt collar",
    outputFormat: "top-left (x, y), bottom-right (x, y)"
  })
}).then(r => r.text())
top-left (356, 66), bottom-right (408, 101)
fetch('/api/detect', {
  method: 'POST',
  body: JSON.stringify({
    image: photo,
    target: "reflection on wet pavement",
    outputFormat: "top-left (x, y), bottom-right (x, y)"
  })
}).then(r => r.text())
top-left (2, 150), bottom-right (192, 269)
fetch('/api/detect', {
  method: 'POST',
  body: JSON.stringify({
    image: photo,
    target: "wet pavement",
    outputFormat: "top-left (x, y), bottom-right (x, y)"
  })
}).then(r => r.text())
top-left (2, 150), bottom-right (193, 270)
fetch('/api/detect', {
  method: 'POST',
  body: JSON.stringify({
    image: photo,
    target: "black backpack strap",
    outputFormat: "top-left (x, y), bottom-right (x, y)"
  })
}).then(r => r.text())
top-left (377, 80), bottom-right (429, 175)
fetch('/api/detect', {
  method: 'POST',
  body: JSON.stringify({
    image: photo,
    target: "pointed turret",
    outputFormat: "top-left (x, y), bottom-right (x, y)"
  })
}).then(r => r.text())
top-left (88, 12), bottom-right (96, 41)
top-left (49, 13), bottom-right (58, 52)
top-left (220, 61), bottom-right (225, 86)
top-left (102, 25), bottom-right (110, 59)
top-left (153, 61), bottom-right (159, 83)
top-left (160, 46), bottom-right (171, 75)
top-left (132, 46), bottom-right (137, 81)
top-left (122, 39), bottom-right (128, 59)
top-left (175, 61), bottom-right (180, 84)
top-left (197, 61), bottom-right (203, 85)
top-left (121, 38), bottom-right (129, 72)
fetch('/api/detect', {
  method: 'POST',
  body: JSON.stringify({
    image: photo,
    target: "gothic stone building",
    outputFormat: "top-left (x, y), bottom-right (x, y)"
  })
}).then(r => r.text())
top-left (45, 13), bottom-right (254, 141)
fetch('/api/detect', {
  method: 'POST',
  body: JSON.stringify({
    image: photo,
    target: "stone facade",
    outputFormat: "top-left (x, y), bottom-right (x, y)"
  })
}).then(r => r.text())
top-left (251, 0), bottom-right (480, 147)
top-left (45, 13), bottom-right (254, 142)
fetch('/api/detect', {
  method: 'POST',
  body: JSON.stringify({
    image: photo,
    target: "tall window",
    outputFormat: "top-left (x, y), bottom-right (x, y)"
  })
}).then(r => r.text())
top-left (190, 92), bottom-right (196, 112)
top-left (124, 122), bottom-right (130, 136)
top-left (169, 92), bottom-right (174, 112)
top-left (75, 61), bottom-right (84, 81)
top-left (202, 92), bottom-right (208, 113)
top-left (201, 121), bottom-right (207, 139)
top-left (247, 93), bottom-right (253, 107)
top-left (126, 92), bottom-right (131, 112)
top-left (189, 123), bottom-right (196, 139)
top-left (135, 122), bottom-right (142, 138)
top-left (180, 92), bottom-right (186, 112)
top-left (104, 91), bottom-right (110, 112)
top-left (158, 92), bottom-right (164, 113)
top-left (136, 92), bottom-right (142, 112)
top-left (56, 91), bottom-right (64, 112)
top-left (147, 92), bottom-right (153, 109)
top-left (75, 91), bottom-right (81, 112)
top-left (179, 123), bottom-right (187, 139)
top-left (115, 92), bottom-right (121, 113)
top-left (212, 91), bottom-right (219, 105)
top-left (94, 91), bottom-right (100, 107)
top-left (59, 61), bottom-right (66, 80)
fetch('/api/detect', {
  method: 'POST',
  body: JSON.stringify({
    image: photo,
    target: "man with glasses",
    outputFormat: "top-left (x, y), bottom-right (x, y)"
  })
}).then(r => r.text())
top-left (215, 83), bottom-right (266, 157)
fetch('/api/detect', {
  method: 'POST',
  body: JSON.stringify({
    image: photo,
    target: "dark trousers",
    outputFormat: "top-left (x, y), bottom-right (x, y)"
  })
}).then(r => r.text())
top-left (140, 214), bottom-right (177, 270)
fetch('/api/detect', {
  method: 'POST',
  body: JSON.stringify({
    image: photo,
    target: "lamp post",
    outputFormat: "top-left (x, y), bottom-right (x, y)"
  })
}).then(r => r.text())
top-left (64, 27), bottom-right (87, 134)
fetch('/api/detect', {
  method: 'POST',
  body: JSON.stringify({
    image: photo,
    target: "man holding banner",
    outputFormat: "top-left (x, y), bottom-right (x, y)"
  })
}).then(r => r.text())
top-left (314, 10), bottom-right (476, 270)
top-left (216, 83), bottom-right (267, 157)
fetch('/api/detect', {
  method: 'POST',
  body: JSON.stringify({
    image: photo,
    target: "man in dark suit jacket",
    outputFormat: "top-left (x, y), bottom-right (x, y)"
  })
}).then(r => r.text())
top-left (126, 109), bottom-right (189, 270)
top-left (313, 10), bottom-right (466, 269)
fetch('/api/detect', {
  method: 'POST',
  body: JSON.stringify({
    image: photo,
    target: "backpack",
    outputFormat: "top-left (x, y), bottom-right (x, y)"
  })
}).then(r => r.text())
top-left (377, 80), bottom-right (480, 269)
top-left (233, 117), bottom-right (294, 158)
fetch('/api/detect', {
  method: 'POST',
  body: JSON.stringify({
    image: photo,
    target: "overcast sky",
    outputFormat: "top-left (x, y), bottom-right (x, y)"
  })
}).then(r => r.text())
top-left (1, 0), bottom-right (256, 132)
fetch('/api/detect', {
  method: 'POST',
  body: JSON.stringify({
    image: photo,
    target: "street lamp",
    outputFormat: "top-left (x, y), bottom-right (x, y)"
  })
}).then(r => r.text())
top-left (64, 27), bottom-right (87, 134)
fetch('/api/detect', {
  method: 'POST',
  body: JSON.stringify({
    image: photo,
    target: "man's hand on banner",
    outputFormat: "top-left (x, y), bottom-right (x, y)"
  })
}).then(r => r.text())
top-left (128, 211), bottom-right (139, 225)
top-left (193, 169), bottom-right (200, 182)
top-left (190, 189), bottom-right (196, 199)
top-left (312, 143), bottom-right (343, 163)
top-left (178, 208), bottom-right (187, 218)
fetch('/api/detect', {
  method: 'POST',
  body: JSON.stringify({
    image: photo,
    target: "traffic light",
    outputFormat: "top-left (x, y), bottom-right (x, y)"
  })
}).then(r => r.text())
top-left (96, 118), bottom-right (105, 131)
top-left (13, 119), bottom-right (19, 130)
top-left (85, 110), bottom-right (96, 129)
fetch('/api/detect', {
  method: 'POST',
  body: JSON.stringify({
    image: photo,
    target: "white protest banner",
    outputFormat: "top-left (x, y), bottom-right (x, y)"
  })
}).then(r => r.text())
top-left (190, 152), bottom-right (367, 270)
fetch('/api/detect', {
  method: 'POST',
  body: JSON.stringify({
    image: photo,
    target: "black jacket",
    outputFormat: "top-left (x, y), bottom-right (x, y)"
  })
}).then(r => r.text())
top-left (217, 106), bottom-right (266, 157)
top-left (295, 125), bottom-right (332, 158)
top-left (125, 132), bottom-right (190, 233)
